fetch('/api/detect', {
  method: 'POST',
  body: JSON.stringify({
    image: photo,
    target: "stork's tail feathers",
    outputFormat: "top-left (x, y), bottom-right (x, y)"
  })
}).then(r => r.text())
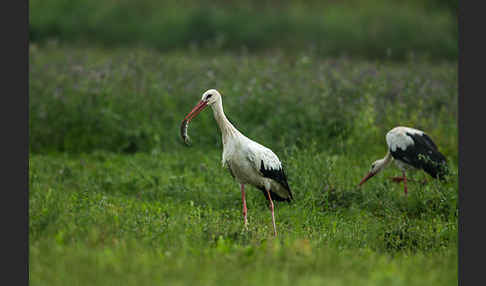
top-left (258, 160), bottom-right (293, 202)
top-left (419, 152), bottom-right (449, 181)
top-left (433, 161), bottom-right (450, 181)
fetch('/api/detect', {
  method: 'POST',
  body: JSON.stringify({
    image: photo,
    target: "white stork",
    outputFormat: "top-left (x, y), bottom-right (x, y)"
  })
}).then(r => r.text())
top-left (359, 126), bottom-right (449, 194)
top-left (180, 89), bottom-right (293, 236)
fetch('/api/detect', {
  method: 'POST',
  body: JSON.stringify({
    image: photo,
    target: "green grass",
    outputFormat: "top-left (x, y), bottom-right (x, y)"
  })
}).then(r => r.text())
top-left (29, 45), bottom-right (458, 285)
top-left (30, 150), bottom-right (457, 285)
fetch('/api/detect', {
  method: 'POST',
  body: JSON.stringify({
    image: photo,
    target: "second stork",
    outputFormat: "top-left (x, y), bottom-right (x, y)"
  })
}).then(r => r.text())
top-left (359, 126), bottom-right (449, 194)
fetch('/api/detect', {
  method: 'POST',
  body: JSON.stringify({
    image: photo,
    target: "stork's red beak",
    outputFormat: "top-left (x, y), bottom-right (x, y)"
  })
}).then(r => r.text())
top-left (183, 100), bottom-right (208, 123)
top-left (180, 100), bottom-right (208, 145)
top-left (359, 172), bottom-right (375, 186)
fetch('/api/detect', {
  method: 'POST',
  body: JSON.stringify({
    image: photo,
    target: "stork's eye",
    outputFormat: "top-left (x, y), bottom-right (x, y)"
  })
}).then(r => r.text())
top-left (206, 94), bottom-right (212, 99)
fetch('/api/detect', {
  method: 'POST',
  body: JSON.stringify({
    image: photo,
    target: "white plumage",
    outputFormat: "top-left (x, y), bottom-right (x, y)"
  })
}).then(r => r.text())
top-left (386, 126), bottom-right (424, 152)
top-left (360, 126), bottom-right (448, 194)
top-left (181, 89), bottom-right (292, 236)
top-left (223, 136), bottom-right (290, 200)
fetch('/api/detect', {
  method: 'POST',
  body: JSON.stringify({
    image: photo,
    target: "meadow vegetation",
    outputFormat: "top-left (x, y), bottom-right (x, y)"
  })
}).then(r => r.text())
top-left (29, 1), bottom-right (458, 284)
top-left (29, 45), bottom-right (458, 285)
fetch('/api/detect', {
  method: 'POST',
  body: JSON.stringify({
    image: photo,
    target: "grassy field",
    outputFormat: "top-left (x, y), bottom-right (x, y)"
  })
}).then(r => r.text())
top-left (29, 45), bottom-right (458, 285)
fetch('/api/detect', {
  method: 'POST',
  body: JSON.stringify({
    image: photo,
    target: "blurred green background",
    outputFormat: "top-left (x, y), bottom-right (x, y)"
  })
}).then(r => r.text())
top-left (30, 0), bottom-right (457, 61)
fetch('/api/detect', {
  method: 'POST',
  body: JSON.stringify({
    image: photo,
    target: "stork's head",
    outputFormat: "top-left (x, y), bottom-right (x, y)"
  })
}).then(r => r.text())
top-left (183, 89), bottom-right (221, 122)
top-left (359, 159), bottom-right (387, 186)
top-left (180, 89), bottom-right (222, 145)
top-left (201, 89), bottom-right (221, 106)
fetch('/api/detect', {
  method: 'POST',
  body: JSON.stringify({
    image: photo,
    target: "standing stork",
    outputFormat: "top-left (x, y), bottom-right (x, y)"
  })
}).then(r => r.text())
top-left (359, 126), bottom-right (449, 194)
top-left (180, 89), bottom-right (293, 236)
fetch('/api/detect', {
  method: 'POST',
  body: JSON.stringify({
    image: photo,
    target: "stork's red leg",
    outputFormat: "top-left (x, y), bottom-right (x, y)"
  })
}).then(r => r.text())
top-left (390, 176), bottom-right (405, 183)
top-left (403, 171), bottom-right (408, 195)
top-left (265, 189), bottom-right (277, 237)
top-left (240, 184), bottom-right (248, 228)
top-left (391, 176), bottom-right (419, 183)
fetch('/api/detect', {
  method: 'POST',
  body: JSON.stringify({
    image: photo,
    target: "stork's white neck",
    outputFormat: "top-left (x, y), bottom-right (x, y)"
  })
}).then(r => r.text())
top-left (375, 151), bottom-right (393, 174)
top-left (210, 100), bottom-right (240, 144)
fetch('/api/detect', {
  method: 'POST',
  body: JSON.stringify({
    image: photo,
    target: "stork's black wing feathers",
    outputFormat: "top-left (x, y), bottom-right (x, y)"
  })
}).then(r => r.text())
top-left (390, 132), bottom-right (449, 179)
top-left (256, 186), bottom-right (292, 203)
top-left (258, 160), bottom-right (293, 202)
top-left (419, 132), bottom-right (439, 151)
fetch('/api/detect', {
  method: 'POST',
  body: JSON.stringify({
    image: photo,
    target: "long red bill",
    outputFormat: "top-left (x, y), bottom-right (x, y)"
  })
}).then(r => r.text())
top-left (184, 100), bottom-right (208, 122)
top-left (359, 172), bottom-right (375, 186)
top-left (180, 100), bottom-right (208, 145)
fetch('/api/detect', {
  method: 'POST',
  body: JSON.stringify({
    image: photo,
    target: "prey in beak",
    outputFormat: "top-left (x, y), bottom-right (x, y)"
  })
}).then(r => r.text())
top-left (180, 100), bottom-right (208, 145)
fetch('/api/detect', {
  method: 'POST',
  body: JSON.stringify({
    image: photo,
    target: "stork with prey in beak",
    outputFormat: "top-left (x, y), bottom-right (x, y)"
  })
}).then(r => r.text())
top-left (181, 89), bottom-right (293, 236)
